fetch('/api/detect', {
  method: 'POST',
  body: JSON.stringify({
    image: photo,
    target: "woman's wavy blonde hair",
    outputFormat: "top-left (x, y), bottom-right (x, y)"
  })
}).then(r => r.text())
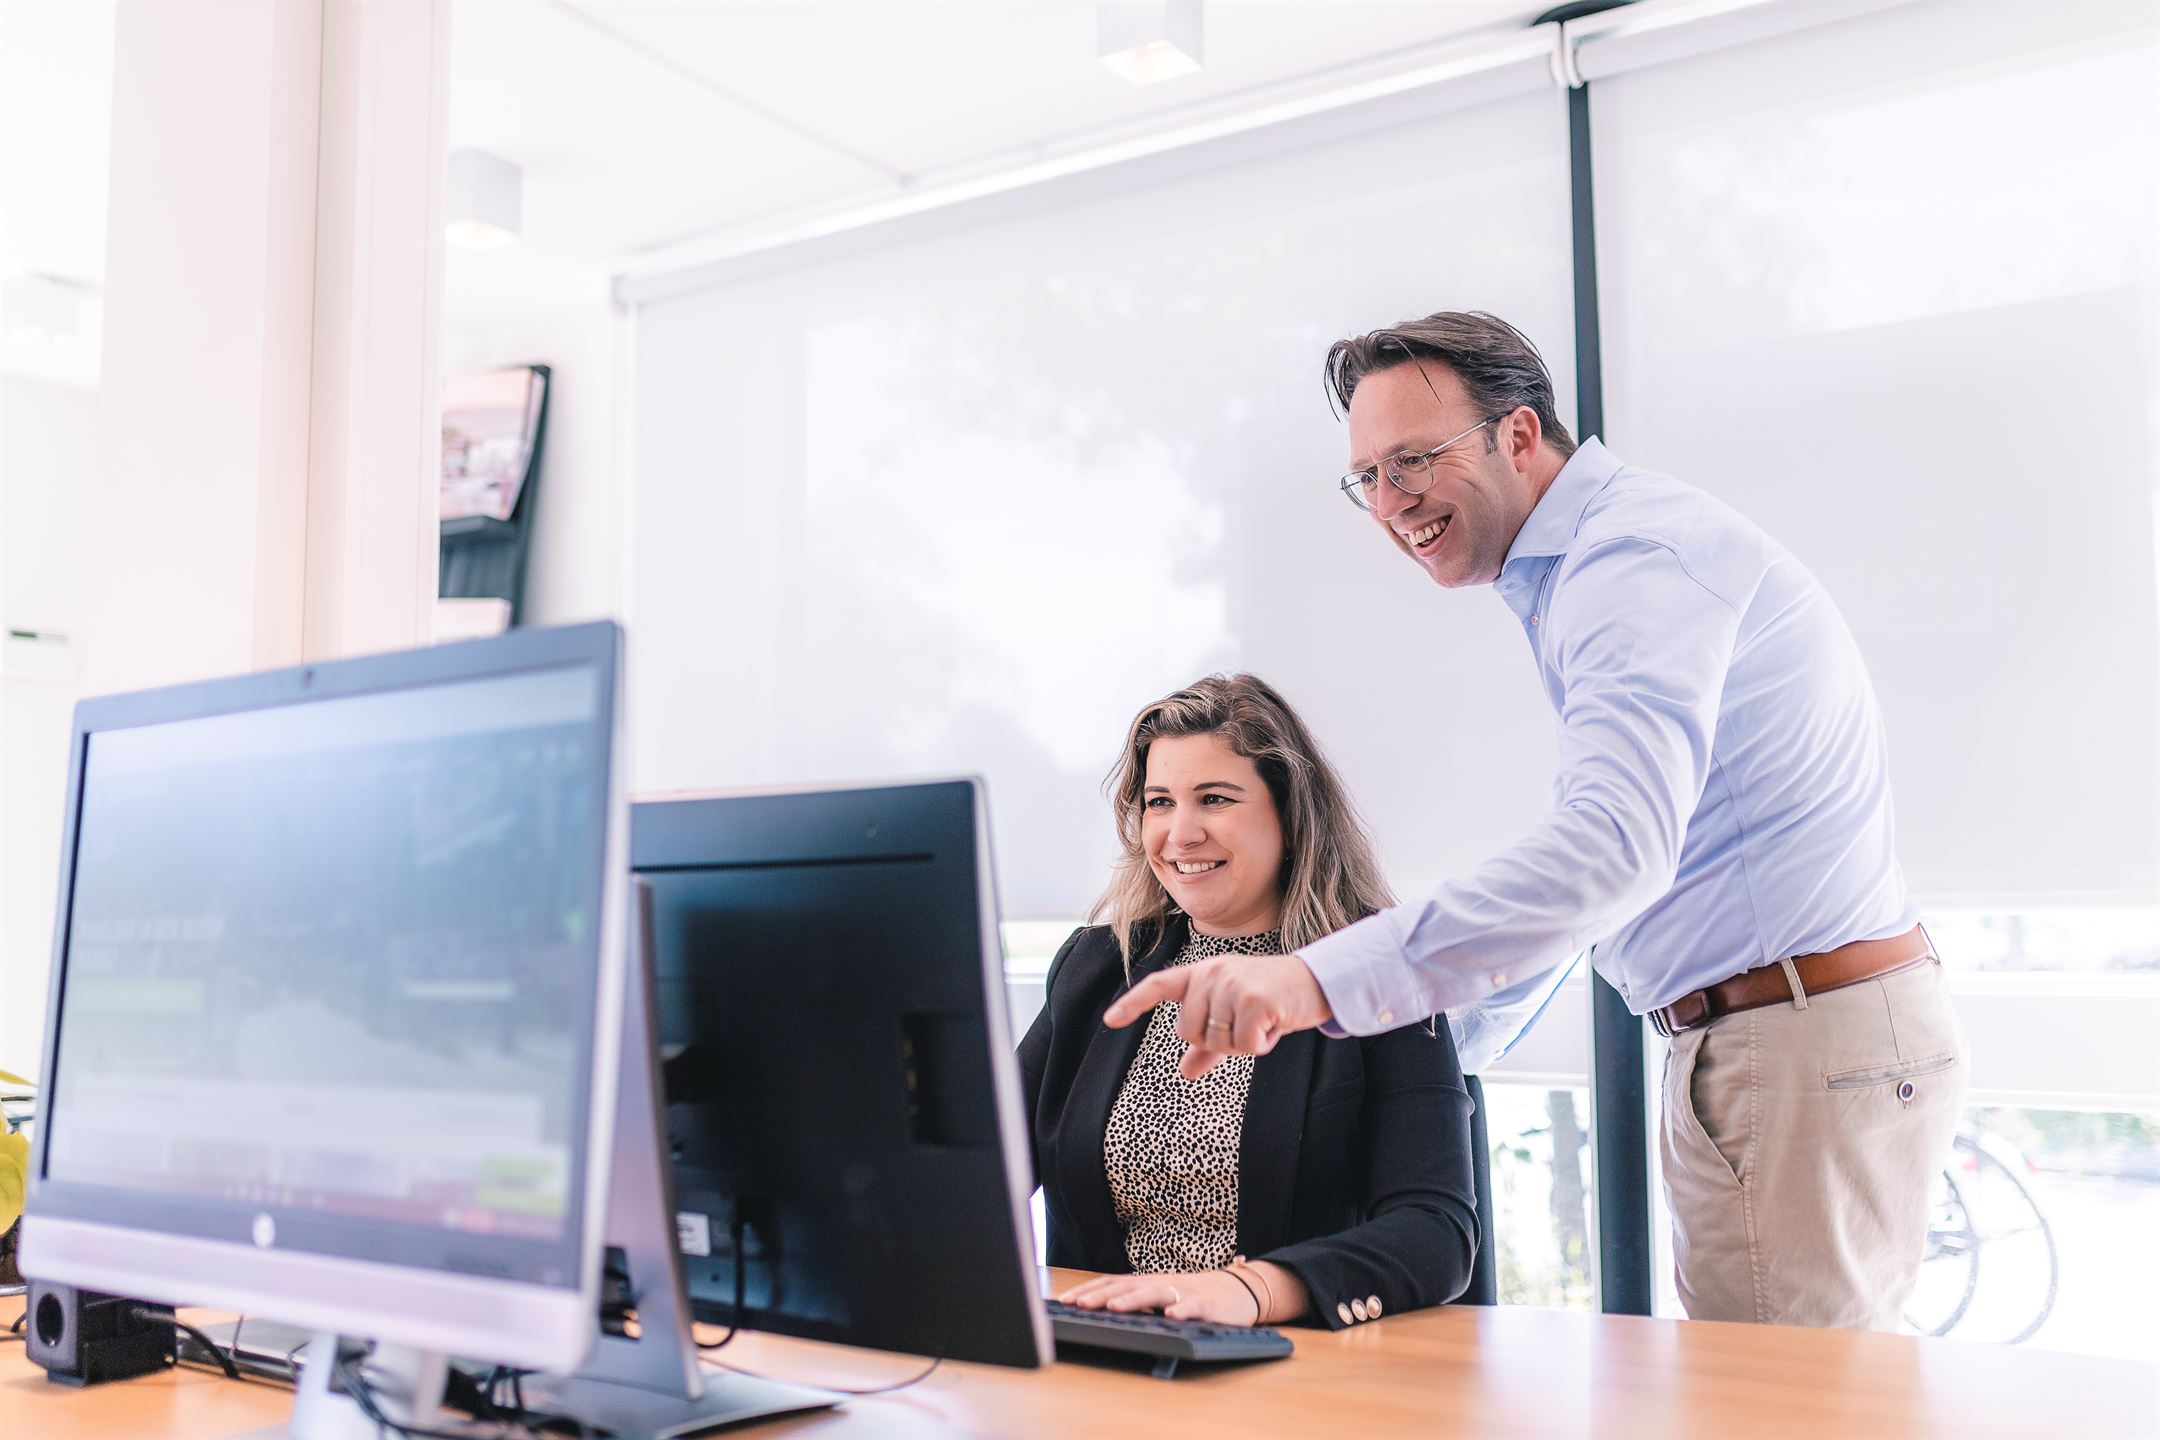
top-left (1089, 674), bottom-right (1396, 972)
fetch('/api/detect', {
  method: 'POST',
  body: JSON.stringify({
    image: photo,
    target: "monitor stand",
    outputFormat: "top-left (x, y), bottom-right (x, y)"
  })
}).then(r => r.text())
top-left (229, 1334), bottom-right (451, 1439)
top-left (527, 881), bottom-right (840, 1439)
top-left (291, 1338), bottom-right (449, 1438)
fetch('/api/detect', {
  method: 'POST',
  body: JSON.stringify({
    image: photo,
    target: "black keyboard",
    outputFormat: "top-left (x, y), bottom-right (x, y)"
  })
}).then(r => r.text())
top-left (1044, 1300), bottom-right (1293, 1377)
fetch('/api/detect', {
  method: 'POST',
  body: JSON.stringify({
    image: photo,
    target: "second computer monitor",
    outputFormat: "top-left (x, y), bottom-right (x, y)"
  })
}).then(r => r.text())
top-left (632, 779), bottom-right (1049, 1369)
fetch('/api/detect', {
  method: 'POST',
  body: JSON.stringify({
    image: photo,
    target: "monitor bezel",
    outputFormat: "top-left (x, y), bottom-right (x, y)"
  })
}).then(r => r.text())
top-left (631, 777), bottom-right (1052, 1367)
top-left (21, 620), bottom-right (630, 1372)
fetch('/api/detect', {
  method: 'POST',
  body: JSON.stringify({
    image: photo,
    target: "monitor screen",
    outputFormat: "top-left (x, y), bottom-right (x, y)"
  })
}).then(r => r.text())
top-left (38, 653), bottom-right (613, 1293)
top-left (634, 780), bottom-right (1048, 1368)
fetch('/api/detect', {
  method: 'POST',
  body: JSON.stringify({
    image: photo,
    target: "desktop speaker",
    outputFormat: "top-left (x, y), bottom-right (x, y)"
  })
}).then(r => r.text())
top-left (23, 1280), bottom-right (176, 1386)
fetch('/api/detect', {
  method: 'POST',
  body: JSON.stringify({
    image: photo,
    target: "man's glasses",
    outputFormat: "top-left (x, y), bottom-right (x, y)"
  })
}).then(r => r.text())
top-left (1338, 414), bottom-right (1505, 512)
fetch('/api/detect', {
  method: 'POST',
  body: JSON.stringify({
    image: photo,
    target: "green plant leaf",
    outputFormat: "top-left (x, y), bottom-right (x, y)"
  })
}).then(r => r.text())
top-left (0, 1129), bottom-right (26, 1235)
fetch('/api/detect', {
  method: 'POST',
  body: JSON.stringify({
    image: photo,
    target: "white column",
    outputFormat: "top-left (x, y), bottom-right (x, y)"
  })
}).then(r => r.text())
top-left (83, 0), bottom-right (446, 700)
top-left (81, 0), bottom-right (324, 695)
top-left (305, 0), bottom-right (449, 660)
top-left (33, 0), bottom-right (447, 1073)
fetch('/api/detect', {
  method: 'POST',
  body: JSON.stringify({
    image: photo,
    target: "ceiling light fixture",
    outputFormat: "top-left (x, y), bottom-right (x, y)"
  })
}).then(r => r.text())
top-left (446, 148), bottom-right (522, 251)
top-left (1098, 0), bottom-right (1203, 85)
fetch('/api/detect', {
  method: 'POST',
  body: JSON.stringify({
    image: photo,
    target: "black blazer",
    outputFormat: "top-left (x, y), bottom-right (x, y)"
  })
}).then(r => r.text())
top-left (1016, 917), bottom-right (1478, 1330)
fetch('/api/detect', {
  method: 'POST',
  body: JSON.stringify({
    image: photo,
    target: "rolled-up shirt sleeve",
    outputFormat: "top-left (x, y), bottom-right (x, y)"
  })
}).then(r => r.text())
top-left (1303, 537), bottom-right (1742, 1034)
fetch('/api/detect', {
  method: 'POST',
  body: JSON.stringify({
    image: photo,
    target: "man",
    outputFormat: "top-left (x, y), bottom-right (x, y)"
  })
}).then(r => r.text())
top-left (1105, 311), bottom-right (1969, 1329)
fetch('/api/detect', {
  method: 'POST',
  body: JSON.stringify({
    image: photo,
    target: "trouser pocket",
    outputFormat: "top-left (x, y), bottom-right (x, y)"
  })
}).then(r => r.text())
top-left (1666, 1025), bottom-right (1745, 1187)
top-left (1823, 1052), bottom-right (1958, 1090)
top-left (1821, 958), bottom-right (1965, 1091)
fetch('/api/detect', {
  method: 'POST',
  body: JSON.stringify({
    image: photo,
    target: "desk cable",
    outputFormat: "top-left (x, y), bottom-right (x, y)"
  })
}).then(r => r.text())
top-left (685, 1210), bottom-right (942, 1399)
top-left (168, 1316), bottom-right (580, 1439)
top-left (131, 1305), bottom-right (240, 1380)
top-left (692, 1210), bottom-right (748, 1353)
top-left (333, 1345), bottom-right (567, 1440)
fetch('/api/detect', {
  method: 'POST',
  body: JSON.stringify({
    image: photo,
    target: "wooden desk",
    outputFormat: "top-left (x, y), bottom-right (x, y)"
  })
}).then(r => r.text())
top-left (5, 1277), bottom-right (2155, 1439)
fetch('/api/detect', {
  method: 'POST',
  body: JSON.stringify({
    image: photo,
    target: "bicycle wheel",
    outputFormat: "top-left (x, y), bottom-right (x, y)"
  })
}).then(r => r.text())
top-left (1905, 1165), bottom-right (1980, 1337)
top-left (1963, 1143), bottom-right (2060, 1345)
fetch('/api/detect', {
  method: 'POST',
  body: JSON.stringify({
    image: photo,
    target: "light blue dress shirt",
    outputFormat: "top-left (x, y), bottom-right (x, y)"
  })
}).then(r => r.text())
top-left (1301, 438), bottom-right (1916, 1050)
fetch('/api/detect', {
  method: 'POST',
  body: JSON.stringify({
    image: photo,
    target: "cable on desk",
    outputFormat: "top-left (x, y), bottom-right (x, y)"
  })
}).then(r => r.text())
top-left (696, 1209), bottom-right (750, 1353)
top-left (141, 1306), bottom-right (239, 1380)
top-left (701, 1353), bottom-right (942, 1397)
top-left (335, 1347), bottom-right (612, 1440)
top-left (333, 1347), bottom-right (529, 1440)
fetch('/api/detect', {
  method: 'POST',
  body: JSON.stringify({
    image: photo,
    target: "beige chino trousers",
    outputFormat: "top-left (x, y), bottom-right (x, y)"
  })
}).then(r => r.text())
top-left (1658, 952), bottom-right (1968, 1330)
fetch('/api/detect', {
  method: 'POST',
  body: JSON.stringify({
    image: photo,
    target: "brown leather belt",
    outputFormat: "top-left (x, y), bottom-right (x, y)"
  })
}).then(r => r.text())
top-left (1649, 925), bottom-right (1933, 1038)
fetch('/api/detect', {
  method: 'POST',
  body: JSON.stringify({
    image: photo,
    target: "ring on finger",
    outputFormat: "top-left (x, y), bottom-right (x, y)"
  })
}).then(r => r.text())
top-left (1204, 1016), bottom-right (1233, 1034)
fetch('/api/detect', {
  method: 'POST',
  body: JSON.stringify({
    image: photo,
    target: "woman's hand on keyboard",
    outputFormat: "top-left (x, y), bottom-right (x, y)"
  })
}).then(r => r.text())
top-left (1056, 1269), bottom-right (1263, 1326)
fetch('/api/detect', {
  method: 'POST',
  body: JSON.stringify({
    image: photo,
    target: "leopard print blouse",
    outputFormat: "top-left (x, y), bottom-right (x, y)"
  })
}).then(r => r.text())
top-left (1102, 927), bottom-right (1280, 1273)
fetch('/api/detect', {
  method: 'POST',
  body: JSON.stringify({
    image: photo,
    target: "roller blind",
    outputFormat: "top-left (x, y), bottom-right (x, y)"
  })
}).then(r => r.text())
top-left (630, 88), bottom-right (1576, 915)
top-left (1593, 0), bottom-right (2160, 903)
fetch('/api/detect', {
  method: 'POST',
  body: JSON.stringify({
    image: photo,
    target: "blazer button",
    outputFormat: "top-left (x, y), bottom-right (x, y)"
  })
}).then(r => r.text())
top-left (1337, 1302), bottom-right (1354, 1326)
top-left (1351, 1298), bottom-right (1370, 1322)
top-left (1367, 1294), bottom-right (1383, 1318)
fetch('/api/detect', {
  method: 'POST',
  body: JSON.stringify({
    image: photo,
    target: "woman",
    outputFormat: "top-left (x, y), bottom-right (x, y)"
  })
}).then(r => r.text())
top-left (1017, 674), bottom-right (1477, 1330)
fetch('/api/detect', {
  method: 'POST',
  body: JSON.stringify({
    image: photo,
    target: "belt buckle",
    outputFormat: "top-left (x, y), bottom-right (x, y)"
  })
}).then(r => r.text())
top-left (1654, 991), bottom-right (1711, 1037)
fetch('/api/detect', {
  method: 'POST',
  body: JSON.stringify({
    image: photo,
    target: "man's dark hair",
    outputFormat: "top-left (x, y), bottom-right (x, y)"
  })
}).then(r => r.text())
top-left (1324, 311), bottom-right (1577, 459)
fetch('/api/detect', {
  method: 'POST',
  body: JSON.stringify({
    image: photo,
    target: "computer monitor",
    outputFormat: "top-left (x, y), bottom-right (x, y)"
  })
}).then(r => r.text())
top-left (633, 779), bottom-right (1051, 1369)
top-left (22, 621), bottom-right (627, 1430)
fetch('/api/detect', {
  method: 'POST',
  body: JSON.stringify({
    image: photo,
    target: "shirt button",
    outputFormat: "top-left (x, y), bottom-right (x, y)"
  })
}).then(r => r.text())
top-left (1489, 970), bottom-right (1506, 988)
top-left (1351, 1298), bottom-right (1370, 1322)
top-left (1367, 1295), bottom-right (1384, 1318)
top-left (1529, 614), bottom-right (1540, 625)
top-left (1377, 1009), bottom-right (1393, 1025)
top-left (1337, 1302), bottom-right (1355, 1326)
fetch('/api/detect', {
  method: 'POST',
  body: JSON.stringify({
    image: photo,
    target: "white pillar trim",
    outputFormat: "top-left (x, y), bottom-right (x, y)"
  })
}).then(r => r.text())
top-left (304, 0), bottom-right (449, 661)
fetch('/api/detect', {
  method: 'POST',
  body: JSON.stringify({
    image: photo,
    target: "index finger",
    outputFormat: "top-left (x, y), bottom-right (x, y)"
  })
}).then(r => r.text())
top-left (1103, 967), bottom-right (1190, 1028)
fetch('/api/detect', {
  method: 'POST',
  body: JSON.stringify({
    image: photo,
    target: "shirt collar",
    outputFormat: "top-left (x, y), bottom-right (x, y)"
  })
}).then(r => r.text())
top-left (1501, 436), bottom-right (1620, 570)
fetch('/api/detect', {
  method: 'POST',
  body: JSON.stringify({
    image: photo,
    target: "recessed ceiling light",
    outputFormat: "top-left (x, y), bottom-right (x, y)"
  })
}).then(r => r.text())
top-left (1098, 0), bottom-right (1203, 86)
top-left (447, 149), bottom-right (522, 251)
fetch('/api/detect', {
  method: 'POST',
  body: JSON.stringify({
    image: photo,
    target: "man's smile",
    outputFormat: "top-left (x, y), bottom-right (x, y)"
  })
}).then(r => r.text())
top-left (1399, 515), bottom-right (1452, 557)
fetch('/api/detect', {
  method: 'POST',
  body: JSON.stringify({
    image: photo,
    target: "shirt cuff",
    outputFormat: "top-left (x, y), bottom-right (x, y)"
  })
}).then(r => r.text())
top-left (1448, 953), bottom-right (1581, 1073)
top-left (1298, 911), bottom-right (1427, 1036)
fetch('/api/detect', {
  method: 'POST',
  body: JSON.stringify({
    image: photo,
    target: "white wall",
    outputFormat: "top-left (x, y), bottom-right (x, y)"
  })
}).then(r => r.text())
top-left (442, 298), bottom-right (625, 627)
top-left (0, 377), bottom-right (94, 1075)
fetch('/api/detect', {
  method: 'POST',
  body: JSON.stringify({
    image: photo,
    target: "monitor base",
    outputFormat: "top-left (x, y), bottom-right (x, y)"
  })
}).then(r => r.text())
top-left (529, 1370), bottom-right (840, 1440)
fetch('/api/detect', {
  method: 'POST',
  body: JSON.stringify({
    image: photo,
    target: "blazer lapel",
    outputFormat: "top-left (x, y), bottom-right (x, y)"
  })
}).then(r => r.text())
top-left (1235, 1025), bottom-right (1319, 1258)
top-left (1055, 920), bottom-right (1183, 1265)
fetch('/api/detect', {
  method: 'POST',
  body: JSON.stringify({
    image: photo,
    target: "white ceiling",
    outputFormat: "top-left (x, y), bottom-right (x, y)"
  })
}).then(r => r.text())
top-left (0, 1), bottom-right (1558, 336)
top-left (444, 0), bottom-right (1548, 320)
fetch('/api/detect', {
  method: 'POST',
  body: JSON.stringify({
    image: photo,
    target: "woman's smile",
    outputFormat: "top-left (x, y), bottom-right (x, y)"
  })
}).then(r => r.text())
top-left (1141, 733), bottom-right (1284, 937)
